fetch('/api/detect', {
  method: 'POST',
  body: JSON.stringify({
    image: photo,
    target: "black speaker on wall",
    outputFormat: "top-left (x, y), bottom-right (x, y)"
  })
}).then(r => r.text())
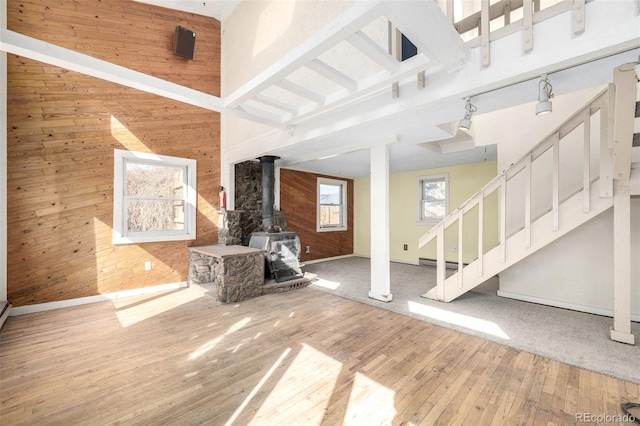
top-left (173, 26), bottom-right (196, 60)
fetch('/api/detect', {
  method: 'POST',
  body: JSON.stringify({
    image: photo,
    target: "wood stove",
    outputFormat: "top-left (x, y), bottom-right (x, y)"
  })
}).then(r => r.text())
top-left (249, 231), bottom-right (303, 282)
top-left (248, 156), bottom-right (304, 283)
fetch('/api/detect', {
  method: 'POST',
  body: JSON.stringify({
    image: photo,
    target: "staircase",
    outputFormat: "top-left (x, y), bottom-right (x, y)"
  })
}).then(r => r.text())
top-left (418, 86), bottom-right (621, 302)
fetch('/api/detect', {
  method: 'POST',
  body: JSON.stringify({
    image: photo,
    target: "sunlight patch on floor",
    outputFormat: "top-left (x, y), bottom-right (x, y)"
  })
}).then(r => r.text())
top-left (344, 372), bottom-right (396, 425)
top-left (408, 301), bottom-right (510, 340)
top-left (224, 348), bottom-right (292, 426)
top-left (188, 317), bottom-right (252, 361)
top-left (313, 278), bottom-right (342, 290)
top-left (250, 343), bottom-right (342, 425)
top-left (114, 285), bottom-right (206, 328)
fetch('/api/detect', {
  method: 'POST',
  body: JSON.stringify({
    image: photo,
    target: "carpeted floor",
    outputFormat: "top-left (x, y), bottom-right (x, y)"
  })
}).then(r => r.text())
top-left (304, 256), bottom-right (640, 384)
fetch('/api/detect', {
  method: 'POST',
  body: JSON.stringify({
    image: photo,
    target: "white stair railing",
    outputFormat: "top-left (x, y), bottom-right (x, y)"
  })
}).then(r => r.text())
top-left (418, 86), bottom-right (613, 301)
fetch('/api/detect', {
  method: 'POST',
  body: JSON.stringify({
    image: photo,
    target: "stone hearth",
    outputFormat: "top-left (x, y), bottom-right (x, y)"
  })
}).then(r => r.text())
top-left (188, 245), bottom-right (265, 303)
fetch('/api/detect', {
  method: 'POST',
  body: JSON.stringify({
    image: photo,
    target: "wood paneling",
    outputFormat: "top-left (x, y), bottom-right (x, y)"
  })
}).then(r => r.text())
top-left (6, 0), bottom-right (221, 306)
top-left (1, 286), bottom-right (637, 424)
top-left (280, 169), bottom-right (353, 262)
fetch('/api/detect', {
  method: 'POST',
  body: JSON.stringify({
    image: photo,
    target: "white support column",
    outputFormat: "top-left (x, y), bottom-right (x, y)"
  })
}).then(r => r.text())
top-left (369, 144), bottom-right (392, 302)
top-left (610, 180), bottom-right (635, 345)
top-left (1, 0), bottom-right (8, 304)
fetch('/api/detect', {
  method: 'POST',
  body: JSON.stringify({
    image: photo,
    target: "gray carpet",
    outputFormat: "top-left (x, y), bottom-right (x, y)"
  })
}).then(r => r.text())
top-left (304, 256), bottom-right (640, 384)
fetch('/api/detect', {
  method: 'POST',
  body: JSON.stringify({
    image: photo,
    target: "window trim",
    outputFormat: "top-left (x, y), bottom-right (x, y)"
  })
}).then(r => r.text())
top-left (316, 177), bottom-right (348, 233)
top-left (416, 173), bottom-right (449, 225)
top-left (113, 149), bottom-right (197, 244)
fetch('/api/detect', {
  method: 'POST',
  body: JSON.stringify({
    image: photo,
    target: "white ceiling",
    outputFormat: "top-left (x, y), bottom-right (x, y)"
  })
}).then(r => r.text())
top-left (132, 0), bottom-right (239, 21)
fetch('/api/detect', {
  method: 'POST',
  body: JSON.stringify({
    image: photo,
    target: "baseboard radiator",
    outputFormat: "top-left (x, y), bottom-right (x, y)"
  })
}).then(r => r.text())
top-left (0, 301), bottom-right (11, 330)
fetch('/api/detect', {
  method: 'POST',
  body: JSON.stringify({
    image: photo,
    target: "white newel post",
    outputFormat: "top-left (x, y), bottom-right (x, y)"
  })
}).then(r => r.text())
top-left (369, 144), bottom-right (392, 302)
top-left (609, 63), bottom-right (636, 345)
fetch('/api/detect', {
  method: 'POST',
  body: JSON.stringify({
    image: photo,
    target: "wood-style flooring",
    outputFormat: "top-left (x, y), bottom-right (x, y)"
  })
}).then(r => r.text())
top-left (1, 285), bottom-right (638, 425)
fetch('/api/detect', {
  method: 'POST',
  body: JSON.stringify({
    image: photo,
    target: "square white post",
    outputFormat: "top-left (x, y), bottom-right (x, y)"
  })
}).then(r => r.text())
top-left (368, 144), bottom-right (392, 302)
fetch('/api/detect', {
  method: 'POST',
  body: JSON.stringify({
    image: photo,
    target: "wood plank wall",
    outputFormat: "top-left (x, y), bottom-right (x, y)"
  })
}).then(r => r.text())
top-left (280, 169), bottom-right (354, 262)
top-left (6, 0), bottom-right (221, 306)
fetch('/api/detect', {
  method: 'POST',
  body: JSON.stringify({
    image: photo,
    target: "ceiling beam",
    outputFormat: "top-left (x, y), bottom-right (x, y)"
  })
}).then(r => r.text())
top-left (275, 79), bottom-right (325, 105)
top-left (253, 94), bottom-right (300, 115)
top-left (0, 29), bottom-right (225, 112)
top-left (347, 31), bottom-right (399, 73)
top-left (306, 59), bottom-right (358, 91)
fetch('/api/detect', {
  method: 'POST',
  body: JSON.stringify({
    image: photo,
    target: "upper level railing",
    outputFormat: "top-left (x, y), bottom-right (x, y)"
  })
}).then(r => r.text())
top-left (440, 0), bottom-right (589, 66)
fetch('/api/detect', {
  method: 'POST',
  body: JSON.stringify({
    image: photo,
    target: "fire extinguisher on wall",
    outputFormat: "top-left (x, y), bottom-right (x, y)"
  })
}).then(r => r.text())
top-left (219, 186), bottom-right (226, 211)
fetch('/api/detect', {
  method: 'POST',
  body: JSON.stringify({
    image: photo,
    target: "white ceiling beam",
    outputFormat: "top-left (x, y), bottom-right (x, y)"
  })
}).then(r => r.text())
top-left (0, 29), bottom-right (287, 127)
top-left (275, 79), bottom-right (325, 105)
top-left (306, 59), bottom-right (358, 91)
top-left (253, 94), bottom-right (299, 115)
top-left (381, 0), bottom-right (469, 67)
top-left (276, 136), bottom-right (399, 169)
top-left (0, 29), bottom-right (225, 111)
top-left (236, 105), bottom-right (291, 125)
top-left (224, 0), bottom-right (386, 109)
top-left (347, 30), bottom-right (399, 73)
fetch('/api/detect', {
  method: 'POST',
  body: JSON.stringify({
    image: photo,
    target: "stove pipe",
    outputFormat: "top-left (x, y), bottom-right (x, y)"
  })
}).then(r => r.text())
top-left (258, 155), bottom-right (280, 232)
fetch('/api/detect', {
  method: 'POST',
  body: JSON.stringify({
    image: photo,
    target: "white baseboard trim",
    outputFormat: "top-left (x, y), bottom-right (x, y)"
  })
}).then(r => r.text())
top-left (350, 254), bottom-right (420, 266)
top-left (391, 258), bottom-right (420, 266)
top-left (303, 254), bottom-right (356, 265)
top-left (497, 290), bottom-right (640, 322)
top-left (368, 291), bottom-right (393, 302)
top-left (10, 282), bottom-right (188, 316)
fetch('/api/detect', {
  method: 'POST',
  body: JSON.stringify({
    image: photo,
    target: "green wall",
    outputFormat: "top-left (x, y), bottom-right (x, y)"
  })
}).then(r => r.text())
top-left (354, 161), bottom-right (499, 264)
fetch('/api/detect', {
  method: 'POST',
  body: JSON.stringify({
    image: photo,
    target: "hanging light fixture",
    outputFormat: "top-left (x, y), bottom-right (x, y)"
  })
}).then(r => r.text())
top-left (458, 98), bottom-right (477, 131)
top-left (536, 74), bottom-right (554, 116)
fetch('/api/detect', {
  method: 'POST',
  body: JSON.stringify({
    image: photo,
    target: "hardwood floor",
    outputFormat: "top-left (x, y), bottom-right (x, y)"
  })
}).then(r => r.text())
top-left (1, 285), bottom-right (638, 425)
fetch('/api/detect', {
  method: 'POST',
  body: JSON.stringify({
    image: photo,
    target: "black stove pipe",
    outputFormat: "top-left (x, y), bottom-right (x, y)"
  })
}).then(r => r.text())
top-left (258, 155), bottom-right (280, 232)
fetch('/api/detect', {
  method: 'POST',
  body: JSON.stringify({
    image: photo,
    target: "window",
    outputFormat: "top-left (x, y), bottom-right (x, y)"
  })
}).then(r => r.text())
top-left (417, 174), bottom-right (449, 224)
top-left (113, 149), bottom-right (196, 244)
top-left (317, 177), bottom-right (347, 232)
top-left (389, 24), bottom-right (418, 61)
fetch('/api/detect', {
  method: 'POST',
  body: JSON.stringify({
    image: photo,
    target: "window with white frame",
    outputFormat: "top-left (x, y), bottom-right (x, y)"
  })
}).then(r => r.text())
top-left (317, 177), bottom-right (347, 232)
top-left (417, 174), bottom-right (449, 224)
top-left (113, 149), bottom-right (196, 244)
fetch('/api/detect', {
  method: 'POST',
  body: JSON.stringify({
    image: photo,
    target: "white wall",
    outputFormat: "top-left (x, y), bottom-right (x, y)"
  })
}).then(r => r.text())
top-left (499, 203), bottom-right (640, 318)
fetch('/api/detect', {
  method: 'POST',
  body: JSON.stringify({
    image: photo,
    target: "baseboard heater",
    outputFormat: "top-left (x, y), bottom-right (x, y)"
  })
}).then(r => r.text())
top-left (0, 301), bottom-right (11, 330)
top-left (419, 258), bottom-right (467, 270)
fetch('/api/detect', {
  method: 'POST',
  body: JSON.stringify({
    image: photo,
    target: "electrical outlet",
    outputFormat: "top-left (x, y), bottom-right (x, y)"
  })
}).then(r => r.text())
top-left (305, 246), bottom-right (310, 254)
top-left (145, 261), bottom-right (152, 271)
top-left (403, 244), bottom-right (408, 251)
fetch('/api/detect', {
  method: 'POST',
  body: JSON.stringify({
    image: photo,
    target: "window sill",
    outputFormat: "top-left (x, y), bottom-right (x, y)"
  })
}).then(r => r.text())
top-left (113, 233), bottom-right (196, 245)
top-left (316, 226), bottom-right (347, 233)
